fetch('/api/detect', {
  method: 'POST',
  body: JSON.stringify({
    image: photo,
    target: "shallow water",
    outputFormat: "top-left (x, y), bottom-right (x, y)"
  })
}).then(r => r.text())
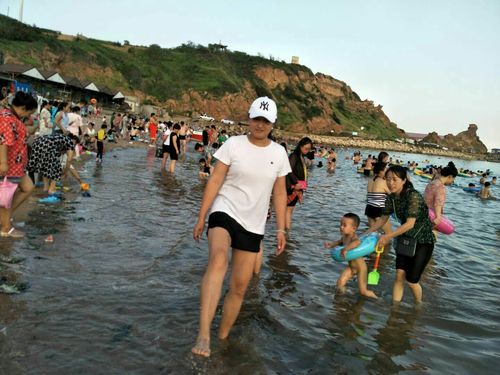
top-left (0, 146), bottom-right (499, 374)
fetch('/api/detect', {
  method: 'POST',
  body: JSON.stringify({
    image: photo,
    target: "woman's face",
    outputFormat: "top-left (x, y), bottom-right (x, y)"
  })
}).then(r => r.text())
top-left (64, 104), bottom-right (71, 112)
top-left (386, 171), bottom-right (405, 195)
top-left (300, 143), bottom-right (312, 155)
top-left (249, 117), bottom-right (272, 140)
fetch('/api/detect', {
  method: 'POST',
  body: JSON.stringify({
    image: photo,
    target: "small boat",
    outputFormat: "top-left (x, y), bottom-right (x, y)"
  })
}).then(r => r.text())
top-left (190, 130), bottom-right (203, 142)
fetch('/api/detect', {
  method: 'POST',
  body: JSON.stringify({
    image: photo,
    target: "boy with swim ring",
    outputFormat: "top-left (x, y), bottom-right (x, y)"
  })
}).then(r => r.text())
top-left (325, 213), bottom-right (377, 298)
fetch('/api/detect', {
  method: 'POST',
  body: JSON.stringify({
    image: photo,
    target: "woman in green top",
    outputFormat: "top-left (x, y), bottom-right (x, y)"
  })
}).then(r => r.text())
top-left (366, 165), bottom-right (435, 303)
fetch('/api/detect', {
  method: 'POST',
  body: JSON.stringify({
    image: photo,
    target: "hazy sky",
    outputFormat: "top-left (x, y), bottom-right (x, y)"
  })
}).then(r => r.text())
top-left (2, 0), bottom-right (499, 149)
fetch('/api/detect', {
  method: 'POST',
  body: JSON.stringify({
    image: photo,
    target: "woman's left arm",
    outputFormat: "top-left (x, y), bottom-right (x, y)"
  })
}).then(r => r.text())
top-left (272, 175), bottom-right (287, 255)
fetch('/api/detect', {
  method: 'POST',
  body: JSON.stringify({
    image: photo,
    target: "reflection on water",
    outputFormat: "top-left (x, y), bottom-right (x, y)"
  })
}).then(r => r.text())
top-left (0, 146), bottom-right (498, 374)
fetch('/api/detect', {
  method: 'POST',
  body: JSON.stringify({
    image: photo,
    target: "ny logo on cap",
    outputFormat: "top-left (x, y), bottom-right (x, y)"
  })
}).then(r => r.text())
top-left (259, 101), bottom-right (269, 111)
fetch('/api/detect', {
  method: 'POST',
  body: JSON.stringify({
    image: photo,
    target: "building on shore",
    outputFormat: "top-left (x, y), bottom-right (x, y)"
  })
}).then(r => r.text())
top-left (0, 63), bottom-right (125, 106)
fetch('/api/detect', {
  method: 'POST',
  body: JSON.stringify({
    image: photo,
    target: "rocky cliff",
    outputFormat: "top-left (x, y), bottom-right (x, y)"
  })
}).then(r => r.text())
top-left (421, 124), bottom-right (487, 154)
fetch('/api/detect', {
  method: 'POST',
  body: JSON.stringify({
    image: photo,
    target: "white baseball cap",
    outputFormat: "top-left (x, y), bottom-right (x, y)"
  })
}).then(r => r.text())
top-left (248, 96), bottom-right (277, 123)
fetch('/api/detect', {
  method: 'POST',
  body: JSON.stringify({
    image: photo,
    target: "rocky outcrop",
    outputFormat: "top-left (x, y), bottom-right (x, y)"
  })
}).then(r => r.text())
top-left (422, 124), bottom-right (487, 154)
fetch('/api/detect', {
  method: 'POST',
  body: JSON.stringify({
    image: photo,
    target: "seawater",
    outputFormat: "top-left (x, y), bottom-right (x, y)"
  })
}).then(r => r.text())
top-left (0, 146), bottom-right (498, 374)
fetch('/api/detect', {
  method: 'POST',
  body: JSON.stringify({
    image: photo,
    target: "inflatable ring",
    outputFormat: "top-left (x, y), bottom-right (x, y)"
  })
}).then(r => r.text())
top-left (428, 209), bottom-right (455, 235)
top-left (463, 187), bottom-right (480, 193)
top-left (331, 233), bottom-right (379, 262)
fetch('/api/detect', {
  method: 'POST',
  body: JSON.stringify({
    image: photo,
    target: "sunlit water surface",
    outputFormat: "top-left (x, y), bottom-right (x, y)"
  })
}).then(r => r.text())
top-left (0, 146), bottom-right (498, 374)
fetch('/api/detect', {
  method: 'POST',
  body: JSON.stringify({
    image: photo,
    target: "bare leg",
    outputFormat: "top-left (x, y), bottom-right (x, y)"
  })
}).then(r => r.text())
top-left (160, 153), bottom-right (169, 171)
top-left (43, 176), bottom-right (49, 192)
top-left (168, 160), bottom-right (176, 173)
top-left (336, 266), bottom-right (353, 294)
top-left (253, 242), bottom-right (263, 275)
top-left (407, 282), bottom-right (423, 303)
top-left (218, 249), bottom-right (258, 339)
top-left (285, 206), bottom-right (294, 231)
top-left (0, 175), bottom-right (34, 232)
top-left (192, 228), bottom-right (231, 357)
top-left (352, 258), bottom-right (377, 298)
top-left (393, 269), bottom-right (406, 302)
top-left (10, 175), bottom-right (34, 211)
top-left (48, 180), bottom-right (57, 195)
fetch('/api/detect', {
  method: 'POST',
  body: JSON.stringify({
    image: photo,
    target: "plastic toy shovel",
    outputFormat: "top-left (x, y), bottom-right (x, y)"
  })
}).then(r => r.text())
top-left (368, 245), bottom-right (384, 285)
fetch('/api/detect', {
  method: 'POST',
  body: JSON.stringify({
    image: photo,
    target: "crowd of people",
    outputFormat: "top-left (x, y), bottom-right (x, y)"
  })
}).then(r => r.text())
top-left (0, 92), bottom-right (496, 359)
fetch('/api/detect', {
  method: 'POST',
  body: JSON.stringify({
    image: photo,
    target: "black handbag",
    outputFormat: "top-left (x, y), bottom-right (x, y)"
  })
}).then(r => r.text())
top-left (392, 199), bottom-right (422, 257)
top-left (155, 146), bottom-right (163, 158)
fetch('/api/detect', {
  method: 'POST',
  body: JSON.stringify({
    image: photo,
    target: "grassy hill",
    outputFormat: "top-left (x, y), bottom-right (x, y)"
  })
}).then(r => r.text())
top-left (0, 14), bottom-right (402, 138)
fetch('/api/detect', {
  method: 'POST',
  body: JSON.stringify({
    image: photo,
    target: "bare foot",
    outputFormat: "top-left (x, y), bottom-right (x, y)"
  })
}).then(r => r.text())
top-left (361, 290), bottom-right (378, 299)
top-left (336, 285), bottom-right (346, 294)
top-left (191, 337), bottom-right (211, 357)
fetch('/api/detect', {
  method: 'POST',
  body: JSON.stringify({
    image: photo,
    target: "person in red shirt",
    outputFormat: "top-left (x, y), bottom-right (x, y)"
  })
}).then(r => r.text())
top-left (148, 113), bottom-right (158, 147)
top-left (0, 91), bottom-right (37, 238)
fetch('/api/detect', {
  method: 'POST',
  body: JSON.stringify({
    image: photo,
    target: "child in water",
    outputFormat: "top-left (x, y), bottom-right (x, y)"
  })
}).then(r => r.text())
top-left (478, 182), bottom-right (495, 200)
top-left (198, 158), bottom-right (211, 179)
top-left (325, 213), bottom-right (377, 298)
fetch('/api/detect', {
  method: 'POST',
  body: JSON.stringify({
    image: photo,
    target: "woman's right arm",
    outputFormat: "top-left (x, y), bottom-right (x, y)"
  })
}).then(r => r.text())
top-left (54, 113), bottom-right (64, 132)
top-left (193, 161), bottom-right (229, 241)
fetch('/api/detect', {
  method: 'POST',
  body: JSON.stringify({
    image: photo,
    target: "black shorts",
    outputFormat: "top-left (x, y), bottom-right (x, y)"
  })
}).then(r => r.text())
top-left (363, 169), bottom-right (372, 176)
top-left (162, 144), bottom-right (171, 154)
top-left (287, 194), bottom-right (299, 207)
top-left (365, 204), bottom-right (383, 219)
top-left (169, 150), bottom-right (178, 160)
top-left (396, 242), bottom-right (434, 283)
top-left (179, 135), bottom-right (186, 140)
top-left (207, 211), bottom-right (263, 252)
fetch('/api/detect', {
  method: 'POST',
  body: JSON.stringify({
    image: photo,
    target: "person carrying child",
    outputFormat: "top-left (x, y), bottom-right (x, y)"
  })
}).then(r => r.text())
top-left (325, 213), bottom-right (378, 298)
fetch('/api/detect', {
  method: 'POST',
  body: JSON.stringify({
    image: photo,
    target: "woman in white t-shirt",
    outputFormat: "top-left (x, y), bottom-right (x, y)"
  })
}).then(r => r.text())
top-left (191, 97), bottom-right (291, 357)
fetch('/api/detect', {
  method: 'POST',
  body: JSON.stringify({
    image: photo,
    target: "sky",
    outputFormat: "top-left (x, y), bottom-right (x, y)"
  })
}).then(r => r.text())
top-left (2, 0), bottom-right (499, 150)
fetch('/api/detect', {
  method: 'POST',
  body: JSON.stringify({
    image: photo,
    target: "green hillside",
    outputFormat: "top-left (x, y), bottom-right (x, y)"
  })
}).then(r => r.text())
top-left (0, 14), bottom-right (401, 138)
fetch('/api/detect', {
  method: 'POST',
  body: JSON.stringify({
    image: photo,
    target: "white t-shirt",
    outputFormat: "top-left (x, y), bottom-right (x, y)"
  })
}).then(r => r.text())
top-left (210, 135), bottom-right (291, 234)
top-left (163, 129), bottom-right (172, 145)
top-left (67, 112), bottom-right (83, 136)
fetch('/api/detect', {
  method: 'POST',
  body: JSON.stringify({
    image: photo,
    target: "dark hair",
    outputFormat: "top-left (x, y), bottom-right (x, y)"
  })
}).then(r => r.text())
top-left (493, 176), bottom-right (497, 180)
top-left (67, 133), bottom-right (80, 144)
top-left (468, 183), bottom-right (475, 187)
top-left (151, 113), bottom-right (155, 116)
top-left (173, 123), bottom-right (181, 130)
top-left (194, 143), bottom-right (204, 151)
top-left (441, 161), bottom-right (458, 178)
top-left (343, 213), bottom-right (360, 228)
top-left (373, 162), bottom-right (387, 175)
top-left (180, 121), bottom-right (185, 125)
top-left (57, 102), bottom-right (69, 111)
top-left (42, 100), bottom-right (49, 108)
top-left (293, 137), bottom-right (313, 156)
top-left (101, 124), bottom-right (107, 129)
top-left (378, 151), bottom-right (389, 163)
top-left (12, 91), bottom-right (37, 110)
top-left (386, 165), bottom-right (414, 194)
top-left (485, 182), bottom-right (491, 187)
top-left (199, 158), bottom-right (206, 163)
top-left (72, 106), bottom-right (80, 113)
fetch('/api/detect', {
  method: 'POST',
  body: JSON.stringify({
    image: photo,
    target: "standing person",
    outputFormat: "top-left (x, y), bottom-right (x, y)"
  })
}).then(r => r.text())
top-left (191, 97), bottom-right (290, 357)
top-left (38, 100), bottom-right (53, 136)
top-left (285, 137), bottom-right (313, 231)
top-left (202, 125), bottom-right (210, 148)
top-left (179, 121), bottom-right (188, 154)
top-left (0, 92), bottom-right (37, 238)
top-left (423, 162), bottom-right (457, 232)
top-left (67, 106), bottom-right (83, 158)
top-left (365, 162), bottom-right (392, 234)
top-left (168, 123), bottom-right (181, 173)
top-left (160, 122), bottom-right (172, 171)
top-left (53, 102), bottom-right (71, 134)
top-left (148, 113), bottom-right (158, 147)
top-left (366, 165), bottom-right (436, 303)
top-left (96, 124), bottom-right (107, 163)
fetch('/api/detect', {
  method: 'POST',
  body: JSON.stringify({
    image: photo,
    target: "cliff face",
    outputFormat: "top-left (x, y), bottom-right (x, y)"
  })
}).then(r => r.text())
top-left (421, 124), bottom-right (487, 154)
